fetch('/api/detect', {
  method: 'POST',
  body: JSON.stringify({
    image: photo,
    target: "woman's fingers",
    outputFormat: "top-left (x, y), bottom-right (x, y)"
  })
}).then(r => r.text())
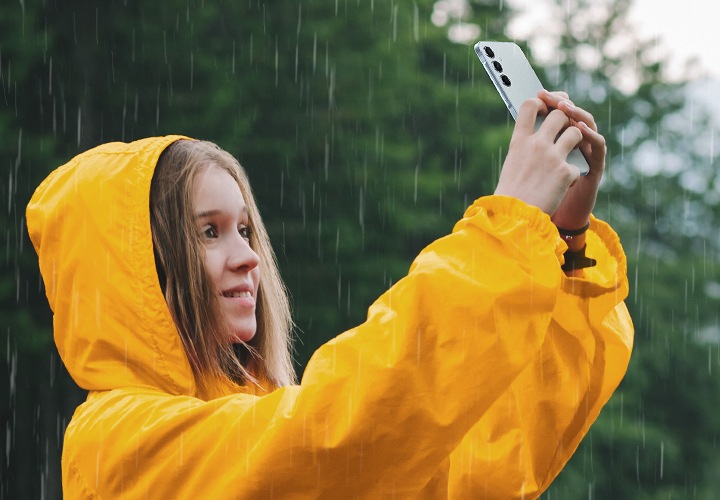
top-left (577, 121), bottom-right (607, 174)
top-left (516, 96), bottom-right (586, 161)
top-left (557, 100), bottom-right (597, 131)
top-left (537, 90), bottom-right (606, 176)
top-left (496, 96), bottom-right (588, 215)
top-left (540, 90), bottom-right (597, 131)
top-left (515, 98), bottom-right (546, 135)
top-left (539, 89), bottom-right (571, 108)
top-left (538, 109), bottom-right (571, 141)
top-left (577, 121), bottom-right (605, 151)
top-left (555, 124), bottom-right (584, 156)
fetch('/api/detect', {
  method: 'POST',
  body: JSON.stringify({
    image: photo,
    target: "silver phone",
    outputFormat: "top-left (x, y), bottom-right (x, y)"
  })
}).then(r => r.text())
top-left (474, 41), bottom-right (590, 175)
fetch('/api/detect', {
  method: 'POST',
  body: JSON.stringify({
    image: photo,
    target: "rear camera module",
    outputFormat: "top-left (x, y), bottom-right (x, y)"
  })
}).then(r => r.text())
top-left (501, 75), bottom-right (511, 87)
top-left (483, 46), bottom-right (495, 58)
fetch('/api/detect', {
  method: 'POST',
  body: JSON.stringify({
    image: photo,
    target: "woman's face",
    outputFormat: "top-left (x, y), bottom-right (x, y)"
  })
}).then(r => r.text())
top-left (192, 165), bottom-right (260, 343)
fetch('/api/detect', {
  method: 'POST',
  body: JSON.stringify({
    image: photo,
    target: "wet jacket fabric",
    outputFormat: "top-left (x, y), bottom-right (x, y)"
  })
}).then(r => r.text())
top-left (27, 136), bottom-right (633, 499)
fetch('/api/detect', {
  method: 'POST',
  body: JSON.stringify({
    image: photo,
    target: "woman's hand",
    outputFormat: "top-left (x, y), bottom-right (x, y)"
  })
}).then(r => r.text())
top-left (541, 90), bottom-right (606, 232)
top-left (494, 92), bottom-right (584, 216)
top-left (494, 89), bottom-right (606, 235)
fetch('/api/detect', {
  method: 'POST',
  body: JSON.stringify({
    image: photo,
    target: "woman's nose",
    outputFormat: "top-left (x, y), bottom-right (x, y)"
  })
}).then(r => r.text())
top-left (227, 235), bottom-right (259, 271)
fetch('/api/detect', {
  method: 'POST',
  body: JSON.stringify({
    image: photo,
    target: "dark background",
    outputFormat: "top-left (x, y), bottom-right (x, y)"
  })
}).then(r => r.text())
top-left (2, 0), bottom-right (720, 498)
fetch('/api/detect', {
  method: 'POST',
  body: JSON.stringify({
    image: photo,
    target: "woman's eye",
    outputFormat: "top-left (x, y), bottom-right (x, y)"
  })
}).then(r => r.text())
top-left (203, 225), bottom-right (218, 239)
top-left (239, 226), bottom-right (253, 241)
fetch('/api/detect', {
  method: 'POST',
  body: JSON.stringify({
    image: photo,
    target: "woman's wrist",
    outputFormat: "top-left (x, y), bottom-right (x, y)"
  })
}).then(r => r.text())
top-left (555, 220), bottom-right (597, 274)
top-left (556, 220), bottom-right (589, 252)
top-left (561, 232), bottom-right (586, 252)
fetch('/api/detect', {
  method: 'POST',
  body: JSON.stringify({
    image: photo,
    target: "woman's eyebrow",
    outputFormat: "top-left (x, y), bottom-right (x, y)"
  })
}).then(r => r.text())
top-left (195, 209), bottom-right (220, 219)
top-left (195, 206), bottom-right (248, 219)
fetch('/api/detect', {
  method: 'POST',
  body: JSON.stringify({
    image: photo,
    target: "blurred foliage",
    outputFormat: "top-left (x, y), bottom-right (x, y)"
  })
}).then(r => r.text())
top-left (0, 1), bottom-right (513, 497)
top-left (524, 0), bottom-right (720, 498)
top-left (1, 0), bottom-right (719, 498)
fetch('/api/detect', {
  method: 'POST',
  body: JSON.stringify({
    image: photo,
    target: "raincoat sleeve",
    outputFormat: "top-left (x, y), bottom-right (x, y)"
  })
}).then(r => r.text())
top-left (64, 196), bottom-right (587, 499)
top-left (418, 208), bottom-right (634, 499)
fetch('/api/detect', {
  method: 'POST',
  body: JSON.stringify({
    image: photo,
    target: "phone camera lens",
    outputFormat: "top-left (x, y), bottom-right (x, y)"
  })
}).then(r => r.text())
top-left (501, 75), bottom-right (511, 87)
top-left (483, 46), bottom-right (495, 58)
top-left (492, 61), bottom-right (503, 72)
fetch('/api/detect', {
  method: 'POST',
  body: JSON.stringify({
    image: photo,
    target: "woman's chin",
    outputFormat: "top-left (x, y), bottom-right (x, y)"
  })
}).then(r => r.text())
top-left (229, 326), bottom-right (256, 344)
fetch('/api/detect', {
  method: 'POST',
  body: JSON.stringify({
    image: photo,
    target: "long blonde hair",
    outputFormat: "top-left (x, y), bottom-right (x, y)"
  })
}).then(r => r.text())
top-left (150, 139), bottom-right (295, 395)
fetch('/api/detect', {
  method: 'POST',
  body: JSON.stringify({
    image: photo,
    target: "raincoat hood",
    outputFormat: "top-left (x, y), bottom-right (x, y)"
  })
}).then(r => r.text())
top-left (27, 136), bottom-right (196, 395)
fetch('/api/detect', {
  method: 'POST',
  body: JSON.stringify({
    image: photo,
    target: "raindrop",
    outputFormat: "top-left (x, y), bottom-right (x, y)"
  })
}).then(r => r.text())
top-left (324, 137), bottom-right (330, 181)
top-left (275, 38), bottom-right (279, 87)
top-left (391, 5), bottom-right (398, 42)
top-left (163, 31), bottom-right (168, 64)
top-left (62, 96), bottom-right (67, 133)
top-left (359, 187), bottom-right (364, 230)
top-left (190, 52), bottom-right (194, 91)
top-left (312, 33), bottom-right (317, 75)
top-left (249, 33), bottom-right (254, 66)
top-left (346, 281), bottom-right (351, 314)
top-left (155, 86), bottom-right (160, 128)
top-left (5, 422), bottom-right (11, 464)
top-left (76, 106), bottom-right (82, 147)
top-left (635, 445), bottom-right (640, 485)
top-left (37, 78), bottom-right (45, 119)
top-left (414, 164), bottom-right (418, 204)
top-left (8, 340), bottom-right (16, 401)
top-left (295, 41), bottom-right (299, 83)
top-left (709, 345), bottom-right (712, 375)
top-left (19, 218), bottom-right (24, 254)
top-left (335, 227), bottom-right (340, 264)
top-left (413, 3), bottom-right (419, 42)
top-left (15, 127), bottom-right (21, 171)
top-left (443, 52), bottom-right (447, 87)
top-left (280, 171), bottom-right (284, 208)
top-left (6, 171), bottom-right (12, 214)
top-left (52, 97), bottom-right (57, 134)
top-left (111, 51), bottom-right (116, 84)
top-left (121, 83), bottom-right (127, 141)
top-left (337, 267), bottom-right (342, 307)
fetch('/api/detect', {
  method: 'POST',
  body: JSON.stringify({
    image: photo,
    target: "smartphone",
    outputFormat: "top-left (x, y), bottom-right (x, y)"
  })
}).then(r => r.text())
top-left (474, 41), bottom-right (590, 176)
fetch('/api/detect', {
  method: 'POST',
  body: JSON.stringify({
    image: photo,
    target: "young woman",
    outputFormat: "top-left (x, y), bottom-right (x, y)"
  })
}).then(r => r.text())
top-left (27, 90), bottom-right (633, 498)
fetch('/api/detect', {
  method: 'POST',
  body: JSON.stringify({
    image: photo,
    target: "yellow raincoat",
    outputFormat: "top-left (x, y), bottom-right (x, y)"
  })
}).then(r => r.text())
top-left (27, 136), bottom-right (633, 499)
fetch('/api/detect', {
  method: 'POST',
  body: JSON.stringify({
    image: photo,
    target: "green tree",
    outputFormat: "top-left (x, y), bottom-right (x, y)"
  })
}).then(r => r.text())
top-left (514, 0), bottom-right (720, 497)
top-left (1, 1), bottom-right (515, 497)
